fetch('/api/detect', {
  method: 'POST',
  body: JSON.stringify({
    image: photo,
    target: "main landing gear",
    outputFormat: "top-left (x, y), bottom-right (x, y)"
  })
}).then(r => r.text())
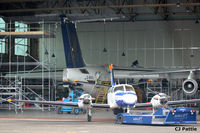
top-left (87, 108), bottom-right (92, 122)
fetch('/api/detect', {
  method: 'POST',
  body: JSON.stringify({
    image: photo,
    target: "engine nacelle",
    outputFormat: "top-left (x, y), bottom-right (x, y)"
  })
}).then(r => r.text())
top-left (78, 94), bottom-right (93, 108)
top-left (150, 93), bottom-right (169, 109)
top-left (182, 79), bottom-right (198, 96)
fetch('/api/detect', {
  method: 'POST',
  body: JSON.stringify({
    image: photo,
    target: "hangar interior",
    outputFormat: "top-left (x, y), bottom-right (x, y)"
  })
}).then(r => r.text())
top-left (0, 0), bottom-right (200, 111)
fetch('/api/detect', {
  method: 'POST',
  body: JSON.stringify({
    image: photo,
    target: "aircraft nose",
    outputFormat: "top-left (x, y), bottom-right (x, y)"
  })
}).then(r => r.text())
top-left (123, 94), bottom-right (136, 104)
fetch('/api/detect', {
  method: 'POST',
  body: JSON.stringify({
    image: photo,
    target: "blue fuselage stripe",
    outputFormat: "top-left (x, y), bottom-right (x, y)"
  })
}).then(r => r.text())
top-left (115, 92), bottom-right (136, 96)
top-left (115, 92), bottom-right (137, 107)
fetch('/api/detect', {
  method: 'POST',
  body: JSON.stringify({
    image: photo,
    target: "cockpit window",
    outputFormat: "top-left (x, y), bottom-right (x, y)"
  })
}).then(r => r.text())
top-left (79, 69), bottom-right (89, 74)
top-left (125, 86), bottom-right (135, 92)
top-left (114, 86), bottom-right (124, 92)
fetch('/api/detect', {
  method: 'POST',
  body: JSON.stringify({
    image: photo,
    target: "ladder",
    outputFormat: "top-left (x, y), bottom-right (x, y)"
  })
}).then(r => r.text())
top-left (95, 88), bottom-right (108, 104)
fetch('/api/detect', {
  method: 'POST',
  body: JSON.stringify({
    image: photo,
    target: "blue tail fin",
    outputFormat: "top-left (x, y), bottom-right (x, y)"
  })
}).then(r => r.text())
top-left (60, 15), bottom-right (85, 68)
top-left (109, 64), bottom-right (116, 86)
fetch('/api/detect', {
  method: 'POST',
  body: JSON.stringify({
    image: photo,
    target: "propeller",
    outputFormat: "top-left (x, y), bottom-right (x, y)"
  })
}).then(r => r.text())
top-left (78, 94), bottom-right (94, 106)
top-left (158, 93), bottom-right (170, 105)
top-left (147, 87), bottom-right (171, 111)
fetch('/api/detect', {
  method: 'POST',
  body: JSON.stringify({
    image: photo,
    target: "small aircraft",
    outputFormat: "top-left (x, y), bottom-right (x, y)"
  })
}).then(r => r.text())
top-left (9, 64), bottom-right (200, 122)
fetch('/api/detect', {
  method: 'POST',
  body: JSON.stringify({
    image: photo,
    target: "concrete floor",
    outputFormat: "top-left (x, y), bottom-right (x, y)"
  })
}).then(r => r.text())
top-left (0, 109), bottom-right (199, 133)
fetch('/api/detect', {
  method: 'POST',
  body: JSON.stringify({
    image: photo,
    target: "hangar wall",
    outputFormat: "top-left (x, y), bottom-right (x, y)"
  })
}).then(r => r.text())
top-left (39, 24), bottom-right (66, 69)
top-left (39, 21), bottom-right (200, 69)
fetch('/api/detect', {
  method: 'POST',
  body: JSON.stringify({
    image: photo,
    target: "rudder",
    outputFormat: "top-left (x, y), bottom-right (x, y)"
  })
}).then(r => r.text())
top-left (60, 15), bottom-right (85, 68)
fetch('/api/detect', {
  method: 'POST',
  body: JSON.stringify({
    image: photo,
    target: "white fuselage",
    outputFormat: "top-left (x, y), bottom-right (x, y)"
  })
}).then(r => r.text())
top-left (63, 66), bottom-right (110, 96)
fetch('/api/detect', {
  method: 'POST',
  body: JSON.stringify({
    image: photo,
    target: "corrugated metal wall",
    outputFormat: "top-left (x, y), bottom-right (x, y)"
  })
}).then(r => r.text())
top-left (39, 21), bottom-right (200, 69)
top-left (77, 21), bottom-right (200, 68)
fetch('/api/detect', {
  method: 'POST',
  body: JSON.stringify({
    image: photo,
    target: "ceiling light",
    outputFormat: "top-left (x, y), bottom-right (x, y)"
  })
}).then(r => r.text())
top-left (52, 53), bottom-right (55, 57)
top-left (45, 49), bottom-right (49, 55)
top-left (176, 3), bottom-right (180, 7)
top-left (103, 48), bottom-right (107, 52)
top-left (190, 54), bottom-right (194, 58)
top-left (122, 52), bottom-right (125, 56)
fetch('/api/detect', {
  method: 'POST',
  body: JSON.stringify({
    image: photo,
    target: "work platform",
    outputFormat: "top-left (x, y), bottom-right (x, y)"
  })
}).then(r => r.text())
top-left (0, 31), bottom-right (55, 38)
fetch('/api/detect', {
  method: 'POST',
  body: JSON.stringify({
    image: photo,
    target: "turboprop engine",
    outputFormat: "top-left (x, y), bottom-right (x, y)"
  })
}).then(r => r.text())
top-left (78, 94), bottom-right (94, 108)
top-left (182, 71), bottom-right (198, 96)
top-left (77, 94), bottom-right (95, 122)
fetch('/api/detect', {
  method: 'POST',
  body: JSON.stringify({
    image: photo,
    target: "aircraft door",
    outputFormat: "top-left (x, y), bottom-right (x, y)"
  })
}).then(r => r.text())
top-left (63, 68), bottom-right (68, 83)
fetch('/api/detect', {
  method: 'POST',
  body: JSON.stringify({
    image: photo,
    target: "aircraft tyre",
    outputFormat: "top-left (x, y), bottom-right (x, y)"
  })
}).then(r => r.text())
top-left (87, 114), bottom-right (92, 122)
top-left (57, 107), bottom-right (63, 114)
top-left (116, 115), bottom-right (123, 124)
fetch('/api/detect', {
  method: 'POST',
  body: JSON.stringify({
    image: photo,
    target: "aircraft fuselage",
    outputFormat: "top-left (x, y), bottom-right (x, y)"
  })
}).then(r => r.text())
top-left (63, 66), bottom-right (110, 96)
top-left (107, 84), bottom-right (137, 109)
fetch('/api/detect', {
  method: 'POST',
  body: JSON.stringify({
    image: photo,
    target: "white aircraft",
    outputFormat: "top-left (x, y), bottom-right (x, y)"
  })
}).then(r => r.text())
top-left (9, 64), bottom-right (200, 122)
top-left (60, 15), bottom-right (200, 97)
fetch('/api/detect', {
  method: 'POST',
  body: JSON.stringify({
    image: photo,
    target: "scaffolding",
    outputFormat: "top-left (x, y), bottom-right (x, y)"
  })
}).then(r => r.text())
top-left (0, 20), bottom-right (60, 111)
top-left (0, 76), bottom-right (22, 112)
top-left (146, 79), bottom-right (170, 102)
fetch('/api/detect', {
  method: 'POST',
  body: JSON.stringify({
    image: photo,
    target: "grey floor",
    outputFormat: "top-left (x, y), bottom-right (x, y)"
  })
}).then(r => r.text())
top-left (0, 109), bottom-right (199, 133)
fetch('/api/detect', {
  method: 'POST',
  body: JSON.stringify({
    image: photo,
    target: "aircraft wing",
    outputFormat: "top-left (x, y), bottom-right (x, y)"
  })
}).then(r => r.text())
top-left (113, 67), bottom-right (155, 72)
top-left (166, 99), bottom-right (200, 106)
top-left (92, 103), bottom-right (110, 108)
top-left (10, 99), bottom-right (79, 107)
top-left (114, 67), bottom-right (200, 75)
top-left (9, 99), bottom-right (111, 109)
top-left (134, 103), bottom-right (153, 108)
top-left (10, 99), bottom-right (200, 110)
top-left (134, 99), bottom-right (200, 109)
top-left (113, 67), bottom-right (200, 79)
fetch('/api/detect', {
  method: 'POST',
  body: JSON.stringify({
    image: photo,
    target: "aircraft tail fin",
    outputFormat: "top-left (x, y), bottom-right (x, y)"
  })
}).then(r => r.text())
top-left (109, 64), bottom-right (115, 86)
top-left (60, 15), bottom-right (85, 68)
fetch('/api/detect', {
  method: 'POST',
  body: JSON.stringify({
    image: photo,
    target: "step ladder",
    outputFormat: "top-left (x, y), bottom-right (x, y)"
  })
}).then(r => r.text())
top-left (95, 88), bottom-right (108, 104)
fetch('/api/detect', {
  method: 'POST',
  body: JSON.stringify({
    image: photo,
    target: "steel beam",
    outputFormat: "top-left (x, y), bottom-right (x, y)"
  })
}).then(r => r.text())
top-left (0, 0), bottom-right (46, 3)
top-left (1, 3), bottom-right (200, 13)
